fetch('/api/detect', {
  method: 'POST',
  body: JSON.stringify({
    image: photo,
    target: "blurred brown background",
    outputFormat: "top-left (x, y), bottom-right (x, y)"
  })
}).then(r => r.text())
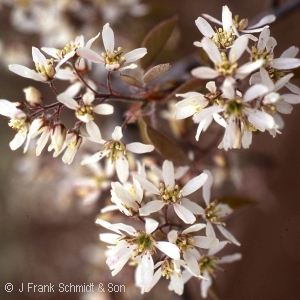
top-left (1, 1), bottom-right (300, 300)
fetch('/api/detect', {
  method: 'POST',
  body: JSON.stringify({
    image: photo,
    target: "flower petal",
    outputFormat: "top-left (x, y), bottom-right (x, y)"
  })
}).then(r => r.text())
top-left (173, 203), bottom-right (196, 224)
top-left (182, 173), bottom-right (208, 196)
top-left (139, 200), bottom-right (165, 215)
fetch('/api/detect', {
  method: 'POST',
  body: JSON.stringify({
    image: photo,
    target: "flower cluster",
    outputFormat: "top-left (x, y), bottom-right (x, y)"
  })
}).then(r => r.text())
top-left (1, 4), bottom-right (300, 299)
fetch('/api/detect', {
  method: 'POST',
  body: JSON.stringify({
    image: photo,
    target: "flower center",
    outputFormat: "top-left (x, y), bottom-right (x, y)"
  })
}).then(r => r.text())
top-left (268, 67), bottom-right (286, 82)
top-left (161, 260), bottom-right (176, 279)
top-left (160, 182), bottom-right (183, 204)
top-left (212, 27), bottom-right (236, 49)
top-left (35, 58), bottom-right (56, 80)
top-left (198, 255), bottom-right (219, 275)
top-left (216, 52), bottom-right (238, 76)
top-left (9, 118), bottom-right (29, 133)
top-left (176, 234), bottom-right (195, 253)
top-left (232, 15), bottom-right (248, 31)
top-left (102, 47), bottom-right (126, 71)
top-left (204, 199), bottom-right (226, 225)
top-left (102, 140), bottom-right (127, 162)
top-left (76, 105), bottom-right (94, 122)
top-left (56, 42), bottom-right (81, 59)
top-left (129, 231), bottom-right (156, 256)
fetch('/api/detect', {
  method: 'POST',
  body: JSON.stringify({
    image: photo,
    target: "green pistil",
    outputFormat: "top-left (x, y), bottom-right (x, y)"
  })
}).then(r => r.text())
top-left (199, 255), bottom-right (219, 275)
top-left (102, 140), bottom-right (127, 162)
top-left (160, 183), bottom-right (183, 204)
top-left (131, 231), bottom-right (156, 255)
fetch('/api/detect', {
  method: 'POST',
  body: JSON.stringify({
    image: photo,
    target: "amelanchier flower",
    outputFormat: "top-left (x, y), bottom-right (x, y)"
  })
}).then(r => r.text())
top-left (77, 23), bottom-right (147, 71)
top-left (57, 92), bottom-right (114, 141)
top-left (41, 33), bottom-right (100, 68)
top-left (9, 47), bottom-right (58, 82)
top-left (133, 160), bottom-right (208, 224)
top-left (0, 99), bottom-right (30, 151)
top-left (168, 224), bottom-right (219, 276)
top-left (191, 36), bottom-right (263, 81)
top-left (197, 170), bottom-right (241, 246)
top-left (185, 241), bottom-right (242, 298)
top-left (81, 126), bottom-right (154, 183)
top-left (97, 217), bottom-right (180, 290)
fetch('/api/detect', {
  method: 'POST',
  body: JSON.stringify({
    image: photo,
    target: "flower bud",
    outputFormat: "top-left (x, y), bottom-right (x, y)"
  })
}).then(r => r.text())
top-left (23, 86), bottom-right (43, 106)
top-left (51, 123), bottom-right (67, 152)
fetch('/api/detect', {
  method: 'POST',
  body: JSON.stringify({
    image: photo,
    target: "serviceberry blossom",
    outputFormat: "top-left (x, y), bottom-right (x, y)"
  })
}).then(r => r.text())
top-left (133, 160), bottom-right (208, 224)
top-left (42, 32), bottom-right (100, 68)
top-left (9, 47), bottom-right (58, 82)
top-left (0, 99), bottom-right (30, 151)
top-left (81, 126), bottom-right (154, 183)
top-left (78, 23), bottom-right (147, 71)
top-left (196, 170), bottom-right (241, 246)
top-left (185, 241), bottom-right (242, 298)
top-left (168, 223), bottom-right (219, 276)
top-left (97, 218), bottom-right (180, 288)
top-left (191, 36), bottom-right (263, 80)
top-left (57, 92), bottom-right (114, 140)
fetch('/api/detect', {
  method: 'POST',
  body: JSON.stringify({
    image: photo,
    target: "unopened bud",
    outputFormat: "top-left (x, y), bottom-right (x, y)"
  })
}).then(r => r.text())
top-left (23, 86), bottom-right (43, 106)
top-left (51, 123), bottom-right (67, 152)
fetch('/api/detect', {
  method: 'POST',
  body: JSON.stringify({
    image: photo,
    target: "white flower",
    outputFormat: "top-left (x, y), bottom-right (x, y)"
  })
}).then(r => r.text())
top-left (134, 160), bottom-right (208, 224)
top-left (57, 92), bottom-right (114, 140)
top-left (186, 241), bottom-right (242, 298)
top-left (168, 224), bottom-right (219, 276)
top-left (108, 177), bottom-right (144, 216)
top-left (42, 33), bottom-right (100, 68)
top-left (176, 81), bottom-right (227, 141)
top-left (97, 218), bottom-right (180, 284)
top-left (81, 126), bottom-right (154, 183)
top-left (77, 23), bottom-right (147, 71)
top-left (73, 160), bottom-right (113, 206)
top-left (0, 99), bottom-right (30, 151)
top-left (196, 170), bottom-right (241, 246)
top-left (9, 47), bottom-right (58, 82)
top-left (191, 36), bottom-right (263, 80)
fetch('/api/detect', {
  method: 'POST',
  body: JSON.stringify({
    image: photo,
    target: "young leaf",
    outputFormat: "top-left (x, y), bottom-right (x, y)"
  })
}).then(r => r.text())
top-left (142, 63), bottom-right (171, 85)
top-left (140, 15), bottom-right (178, 70)
top-left (138, 117), bottom-right (191, 166)
top-left (120, 74), bottom-right (143, 88)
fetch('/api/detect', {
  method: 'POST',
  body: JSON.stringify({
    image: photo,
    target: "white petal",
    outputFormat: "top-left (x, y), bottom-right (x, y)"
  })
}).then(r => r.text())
top-left (133, 173), bottom-right (160, 194)
top-left (76, 48), bottom-right (104, 63)
top-left (155, 241), bottom-right (180, 260)
top-left (191, 66), bottom-right (219, 79)
top-left (173, 203), bottom-right (196, 224)
top-left (102, 23), bottom-right (115, 52)
top-left (208, 240), bottom-right (228, 256)
top-left (218, 253), bottom-right (242, 264)
top-left (32, 47), bottom-right (46, 64)
top-left (182, 173), bottom-right (207, 196)
top-left (282, 94), bottom-right (300, 104)
top-left (112, 126), bottom-right (123, 141)
top-left (124, 48), bottom-right (147, 63)
top-left (206, 222), bottom-right (216, 238)
top-left (9, 131), bottom-right (26, 150)
top-left (94, 103), bottom-right (114, 115)
top-left (116, 156), bottom-right (129, 183)
top-left (193, 106), bottom-right (224, 124)
top-left (85, 32), bottom-right (101, 49)
top-left (195, 17), bottom-right (215, 37)
top-left (183, 250), bottom-right (200, 276)
top-left (229, 36), bottom-right (248, 62)
top-left (57, 93), bottom-right (78, 110)
top-left (202, 37), bottom-right (222, 64)
top-left (222, 5), bottom-right (233, 34)
top-left (82, 92), bottom-right (95, 105)
top-left (217, 225), bottom-right (241, 246)
top-left (272, 58), bottom-right (300, 69)
top-left (280, 46), bottom-right (299, 58)
top-left (201, 270), bottom-right (212, 298)
top-left (181, 198), bottom-right (204, 215)
top-left (139, 254), bottom-right (154, 288)
top-left (139, 200), bottom-right (165, 215)
top-left (162, 160), bottom-right (175, 188)
top-left (86, 121), bottom-right (102, 140)
top-left (126, 142), bottom-right (154, 154)
top-left (182, 223), bottom-right (206, 234)
top-left (203, 169), bottom-right (213, 205)
top-left (248, 14), bottom-right (276, 29)
top-left (193, 236), bottom-right (219, 249)
top-left (145, 218), bottom-right (159, 234)
top-left (8, 64), bottom-right (45, 82)
top-left (236, 60), bottom-right (263, 78)
top-left (275, 101), bottom-right (293, 114)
